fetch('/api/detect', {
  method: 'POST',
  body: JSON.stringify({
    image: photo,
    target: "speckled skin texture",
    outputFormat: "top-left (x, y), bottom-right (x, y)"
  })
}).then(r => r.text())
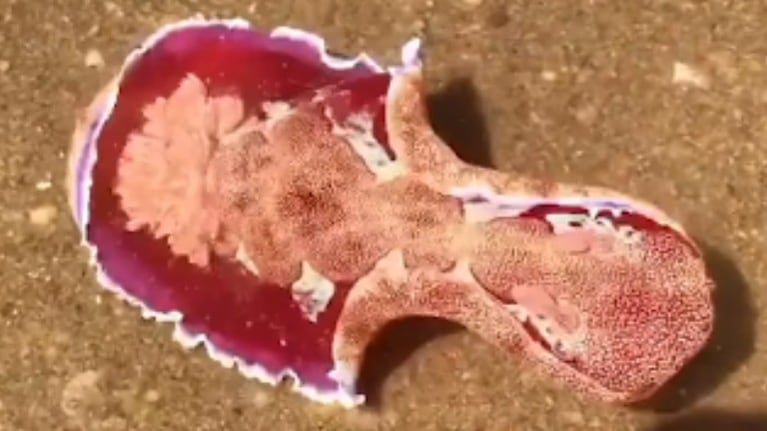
top-left (70, 20), bottom-right (713, 409)
top-left (1, 1), bottom-right (766, 431)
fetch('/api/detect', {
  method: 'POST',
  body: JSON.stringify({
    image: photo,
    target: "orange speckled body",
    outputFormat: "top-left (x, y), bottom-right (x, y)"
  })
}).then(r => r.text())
top-left (68, 18), bottom-right (714, 408)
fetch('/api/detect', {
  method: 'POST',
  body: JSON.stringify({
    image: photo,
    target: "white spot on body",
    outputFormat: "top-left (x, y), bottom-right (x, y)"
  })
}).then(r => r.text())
top-left (373, 159), bottom-right (409, 182)
top-left (462, 200), bottom-right (520, 223)
top-left (545, 213), bottom-right (640, 243)
top-left (400, 38), bottom-right (422, 67)
top-left (327, 363), bottom-right (358, 395)
top-left (329, 111), bottom-right (408, 181)
top-left (261, 101), bottom-right (294, 129)
top-left (291, 261), bottom-right (336, 322)
top-left (235, 243), bottom-right (260, 276)
top-left (545, 212), bottom-right (643, 257)
top-left (505, 302), bottom-right (586, 358)
top-left (447, 259), bottom-right (477, 284)
top-left (546, 213), bottom-right (592, 233)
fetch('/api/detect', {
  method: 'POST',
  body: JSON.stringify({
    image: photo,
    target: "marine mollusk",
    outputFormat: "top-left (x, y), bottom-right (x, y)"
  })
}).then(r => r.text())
top-left (68, 17), bottom-right (715, 408)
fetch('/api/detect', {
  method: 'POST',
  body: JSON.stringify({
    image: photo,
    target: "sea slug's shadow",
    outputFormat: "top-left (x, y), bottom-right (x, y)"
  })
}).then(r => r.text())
top-left (356, 316), bottom-right (464, 407)
top-left (645, 409), bottom-right (767, 431)
top-left (425, 77), bottom-right (495, 168)
top-left (635, 243), bottom-right (756, 412)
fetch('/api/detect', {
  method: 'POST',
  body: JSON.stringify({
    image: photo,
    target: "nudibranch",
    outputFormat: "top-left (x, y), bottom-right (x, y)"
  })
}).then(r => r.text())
top-left (68, 17), bottom-right (715, 408)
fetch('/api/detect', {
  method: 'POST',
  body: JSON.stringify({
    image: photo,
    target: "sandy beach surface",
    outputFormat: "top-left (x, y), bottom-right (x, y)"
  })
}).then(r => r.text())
top-left (0, 1), bottom-right (765, 430)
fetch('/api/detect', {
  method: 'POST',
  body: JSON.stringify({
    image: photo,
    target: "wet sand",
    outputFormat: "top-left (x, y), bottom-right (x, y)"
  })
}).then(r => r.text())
top-left (0, 1), bottom-right (765, 430)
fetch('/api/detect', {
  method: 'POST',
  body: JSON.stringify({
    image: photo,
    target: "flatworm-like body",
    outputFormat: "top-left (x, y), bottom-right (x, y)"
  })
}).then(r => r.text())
top-left (68, 17), bottom-right (714, 408)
